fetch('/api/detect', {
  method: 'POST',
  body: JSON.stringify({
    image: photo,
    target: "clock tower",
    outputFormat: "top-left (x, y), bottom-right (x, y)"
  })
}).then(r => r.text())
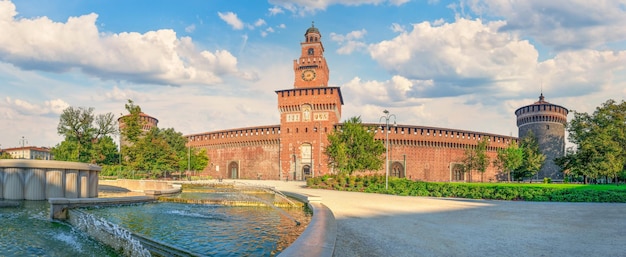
top-left (276, 23), bottom-right (343, 180)
top-left (294, 22), bottom-right (329, 88)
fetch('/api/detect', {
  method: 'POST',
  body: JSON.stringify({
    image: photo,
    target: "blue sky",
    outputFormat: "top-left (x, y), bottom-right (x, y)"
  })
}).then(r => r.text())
top-left (0, 0), bottom-right (625, 148)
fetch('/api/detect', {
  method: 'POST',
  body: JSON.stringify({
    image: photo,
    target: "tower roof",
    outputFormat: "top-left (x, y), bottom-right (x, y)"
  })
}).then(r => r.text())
top-left (534, 93), bottom-right (548, 104)
top-left (305, 22), bottom-right (319, 35)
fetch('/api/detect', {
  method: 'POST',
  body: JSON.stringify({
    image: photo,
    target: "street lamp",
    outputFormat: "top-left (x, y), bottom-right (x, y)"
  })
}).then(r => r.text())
top-left (379, 110), bottom-right (396, 190)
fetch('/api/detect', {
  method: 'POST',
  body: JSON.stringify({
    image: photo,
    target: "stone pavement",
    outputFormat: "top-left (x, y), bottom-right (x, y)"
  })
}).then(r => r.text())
top-left (235, 179), bottom-right (626, 257)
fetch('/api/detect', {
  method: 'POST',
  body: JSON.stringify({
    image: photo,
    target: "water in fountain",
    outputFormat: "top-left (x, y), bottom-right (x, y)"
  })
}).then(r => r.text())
top-left (68, 209), bottom-right (151, 257)
top-left (0, 201), bottom-right (118, 256)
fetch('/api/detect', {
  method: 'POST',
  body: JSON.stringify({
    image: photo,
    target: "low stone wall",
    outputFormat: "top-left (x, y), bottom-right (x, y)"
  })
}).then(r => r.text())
top-left (99, 179), bottom-right (177, 191)
top-left (0, 159), bottom-right (100, 200)
top-left (278, 191), bottom-right (337, 257)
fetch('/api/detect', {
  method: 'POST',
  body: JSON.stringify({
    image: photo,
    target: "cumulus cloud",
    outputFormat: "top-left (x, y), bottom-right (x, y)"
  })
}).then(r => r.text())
top-left (268, 6), bottom-right (284, 16)
top-left (366, 18), bottom-right (626, 101)
top-left (463, 0), bottom-right (626, 50)
top-left (330, 29), bottom-right (368, 54)
top-left (0, 2), bottom-right (240, 86)
top-left (6, 97), bottom-right (69, 116)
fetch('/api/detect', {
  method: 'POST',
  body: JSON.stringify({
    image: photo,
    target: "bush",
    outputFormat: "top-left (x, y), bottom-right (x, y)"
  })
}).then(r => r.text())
top-left (304, 174), bottom-right (626, 202)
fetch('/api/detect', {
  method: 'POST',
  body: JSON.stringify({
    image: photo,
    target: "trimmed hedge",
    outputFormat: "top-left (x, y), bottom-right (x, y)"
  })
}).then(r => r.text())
top-left (306, 174), bottom-right (626, 203)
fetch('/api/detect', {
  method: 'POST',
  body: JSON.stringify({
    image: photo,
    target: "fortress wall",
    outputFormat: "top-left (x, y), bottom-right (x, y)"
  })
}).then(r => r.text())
top-left (187, 123), bottom-right (516, 182)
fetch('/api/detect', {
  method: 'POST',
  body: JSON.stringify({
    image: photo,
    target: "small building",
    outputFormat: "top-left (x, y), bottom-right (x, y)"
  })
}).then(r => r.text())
top-left (3, 146), bottom-right (53, 160)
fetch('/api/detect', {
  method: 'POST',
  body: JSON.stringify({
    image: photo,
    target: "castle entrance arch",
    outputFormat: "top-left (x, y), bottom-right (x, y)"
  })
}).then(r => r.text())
top-left (303, 165), bottom-right (312, 179)
top-left (228, 161), bottom-right (239, 179)
top-left (391, 162), bottom-right (405, 178)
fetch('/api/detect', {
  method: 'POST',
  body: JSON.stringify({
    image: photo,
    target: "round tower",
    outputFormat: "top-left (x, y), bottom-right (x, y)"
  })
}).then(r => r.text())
top-left (515, 94), bottom-right (568, 180)
top-left (117, 112), bottom-right (159, 147)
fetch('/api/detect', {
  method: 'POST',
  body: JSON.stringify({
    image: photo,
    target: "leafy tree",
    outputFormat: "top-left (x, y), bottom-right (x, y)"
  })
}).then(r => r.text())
top-left (494, 140), bottom-right (524, 182)
top-left (557, 99), bottom-right (626, 184)
top-left (515, 131), bottom-right (545, 182)
top-left (180, 148), bottom-right (210, 175)
top-left (120, 99), bottom-right (144, 144)
top-left (118, 100), bottom-right (209, 178)
top-left (475, 136), bottom-right (491, 182)
top-left (461, 146), bottom-right (476, 182)
top-left (461, 136), bottom-right (490, 182)
top-left (325, 116), bottom-right (385, 175)
top-left (53, 106), bottom-right (118, 164)
top-left (0, 152), bottom-right (12, 159)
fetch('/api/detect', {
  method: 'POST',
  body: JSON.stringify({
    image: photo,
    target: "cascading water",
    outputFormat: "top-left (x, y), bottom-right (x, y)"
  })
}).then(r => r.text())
top-left (68, 209), bottom-right (151, 257)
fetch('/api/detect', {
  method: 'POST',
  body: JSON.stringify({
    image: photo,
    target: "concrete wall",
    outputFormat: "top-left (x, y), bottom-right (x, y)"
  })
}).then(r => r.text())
top-left (0, 159), bottom-right (100, 200)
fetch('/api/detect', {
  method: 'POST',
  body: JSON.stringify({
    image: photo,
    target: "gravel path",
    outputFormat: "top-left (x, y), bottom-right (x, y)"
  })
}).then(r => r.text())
top-left (238, 180), bottom-right (626, 257)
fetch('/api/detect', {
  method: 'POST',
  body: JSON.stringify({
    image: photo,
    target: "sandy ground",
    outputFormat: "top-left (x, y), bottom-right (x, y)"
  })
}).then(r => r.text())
top-left (232, 180), bottom-right (626, 257)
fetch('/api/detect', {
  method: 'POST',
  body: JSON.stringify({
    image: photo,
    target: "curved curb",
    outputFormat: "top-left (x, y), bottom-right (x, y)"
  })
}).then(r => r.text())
top-left (278, 191), bottom-right (337, 257)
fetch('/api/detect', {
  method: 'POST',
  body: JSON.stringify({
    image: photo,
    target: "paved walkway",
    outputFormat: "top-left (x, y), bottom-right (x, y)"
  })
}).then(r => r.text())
top-left (235, 180), bottom-right (626, 257)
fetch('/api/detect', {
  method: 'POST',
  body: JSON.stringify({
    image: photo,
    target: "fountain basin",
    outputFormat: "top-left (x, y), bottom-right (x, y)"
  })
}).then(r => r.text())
top-left (0, 159), bottom-right (100, 200)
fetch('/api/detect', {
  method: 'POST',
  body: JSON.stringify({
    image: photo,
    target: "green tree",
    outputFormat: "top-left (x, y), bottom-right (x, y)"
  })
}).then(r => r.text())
top-left (494, 140), bottom-right (524, 182)
top-left (515, 131), bottom-right (545, 182)
top-left (475, 136), bottom-right (491, 182)
top-left (180, 147), bottom-right (210, 175)
top-left (558, 99), bottom-right (626, 184)
top-left (0, 152), bottom-right (12, 159)
top-left (461, 136), bottom-right (490, 182)
top-left (53, 106), bottom-right (117, 164)
top-left (325, 116), bottom-right (385, 175)
top-left (461, 147), bottom-right (476, 182)
top-left (120, 99), bottom-right (144, 144)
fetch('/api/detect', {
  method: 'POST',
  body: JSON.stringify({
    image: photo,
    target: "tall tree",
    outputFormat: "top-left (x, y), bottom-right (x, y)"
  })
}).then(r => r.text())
top-left (53, 106), bottom-right (118, 164)
top-left (494, 140), bottom-right (524, 182)
top-left (515, 131), bottom-right (545, 182)
top-left (558, 99), bottom-right (626, 184)
top-left (475, 136), bottom-right (491, 182)
top-left (461, 136), bottom-right (490, 182)
top-left (325, 116), bottom-right (385, 175)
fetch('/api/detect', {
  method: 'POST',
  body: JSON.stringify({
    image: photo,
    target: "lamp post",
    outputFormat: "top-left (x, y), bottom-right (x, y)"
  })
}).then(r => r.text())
top-left (379, 110), bottom-right (396, 190)
top-left (19, 136), bottom-right (28, 159)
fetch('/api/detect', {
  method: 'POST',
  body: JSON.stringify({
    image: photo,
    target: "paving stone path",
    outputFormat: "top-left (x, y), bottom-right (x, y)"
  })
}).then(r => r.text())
top-left (241, 180), bottom-right (626, 257)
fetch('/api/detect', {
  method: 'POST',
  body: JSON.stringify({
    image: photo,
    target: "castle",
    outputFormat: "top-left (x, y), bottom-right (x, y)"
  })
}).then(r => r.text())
top-left (184, 24), bottom-right (567, 182)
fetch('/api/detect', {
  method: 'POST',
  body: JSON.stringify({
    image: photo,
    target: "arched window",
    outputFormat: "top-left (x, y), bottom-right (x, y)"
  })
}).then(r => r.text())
top-left (391, 162), bottom-right (405, 178)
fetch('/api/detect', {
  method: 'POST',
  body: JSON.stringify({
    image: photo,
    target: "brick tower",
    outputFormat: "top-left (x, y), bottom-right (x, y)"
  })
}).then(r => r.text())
top-left (276, 23), bottom-right (343, 180)
top-left (515, 93), bottom-right (568, 180)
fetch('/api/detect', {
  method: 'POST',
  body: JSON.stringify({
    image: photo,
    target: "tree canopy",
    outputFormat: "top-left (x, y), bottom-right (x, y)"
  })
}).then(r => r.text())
top-left (514, 131), bottom-right (546, 182)
top-left (119, 100), bottom-right (209, 178)
top-left (461, 136), bottom-right (491, 182)
top-left (325, 116), bottom-right (386, 175)
top-left (555, 99), bottom-right (626, 183)
top-left (52, 106), bottom-right (118, 164)
top-left (493, 140), bottom-right (524, 182)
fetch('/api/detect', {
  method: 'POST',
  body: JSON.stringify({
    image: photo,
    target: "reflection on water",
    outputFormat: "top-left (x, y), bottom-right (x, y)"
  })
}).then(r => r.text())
top-left (83, 200), bottom-right (311, 256)
top-left (0, 201), bottom-right (117, 257)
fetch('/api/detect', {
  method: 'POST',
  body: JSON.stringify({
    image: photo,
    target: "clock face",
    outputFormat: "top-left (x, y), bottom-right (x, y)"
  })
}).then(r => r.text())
top-left (302, 69), bottom-right (316, 81)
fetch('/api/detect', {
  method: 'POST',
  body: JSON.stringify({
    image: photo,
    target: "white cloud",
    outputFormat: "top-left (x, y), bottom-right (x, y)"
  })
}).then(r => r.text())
top-left (463, 0), bottom-right (626, 50)
top-left (390, 23), bottom-right (405, 33)
top-left (330, 29), bottom-right (368, 54)
top-left (185, 24), bottom-right (196, 33)
top-left (6, 97), bottom-right (68, 116)
top-left (0, 2), bottom-right (240, 86)
top-left (268, 0), bottom-right (410, 14)
top-left (367, 18), bottom-right (626, 102)
top-left (254, 19), bottom-right (266, 27)
top-left (218, 11), bottom-right (244, 30)
top-left (268, 6), bottom-right (284, 16)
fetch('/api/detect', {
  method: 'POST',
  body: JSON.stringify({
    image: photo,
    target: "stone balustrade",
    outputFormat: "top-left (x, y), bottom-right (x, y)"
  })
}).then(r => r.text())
top-left (0, 159), bottom-right (100, 200)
